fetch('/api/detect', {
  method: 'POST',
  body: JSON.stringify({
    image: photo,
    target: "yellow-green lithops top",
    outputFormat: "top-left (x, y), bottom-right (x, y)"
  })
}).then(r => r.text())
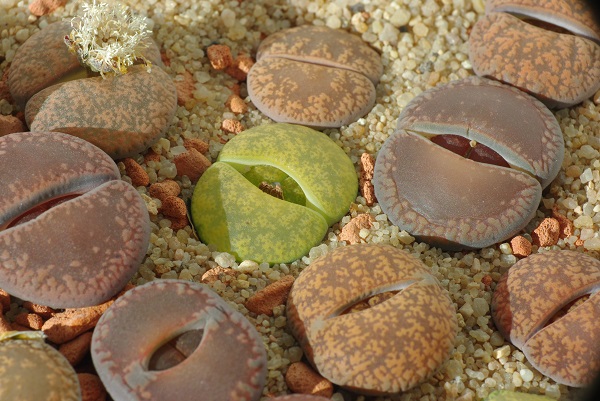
top-left (483, 390), bottom-right (555, 401)
top-left (191, 123), bottom-right (357, 263)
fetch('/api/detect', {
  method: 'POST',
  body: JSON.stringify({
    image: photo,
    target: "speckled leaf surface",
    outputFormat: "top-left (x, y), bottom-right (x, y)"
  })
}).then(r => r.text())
top-left (25, 65), bottom-right (177, 159)
top-left (217, 123), bottom-right (358, 226)
top-left (191, 162), bottom-right (328, 264)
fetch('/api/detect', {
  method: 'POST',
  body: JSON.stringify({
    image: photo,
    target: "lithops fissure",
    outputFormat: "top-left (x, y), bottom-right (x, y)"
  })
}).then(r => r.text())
top-left (0, 331), bottom-right (81, 401)
top-left (191, 123), bottom-right (357, 263)
top-left (247, 25), bottom-right (382, 128)
top-left (492, 251), bottom-right (600, 387)
top-left (373, 76), bottom-right (564, 250)
top-left (287, 244), bottom-right (458, 394)
top-left (0, 132), bottom-right (150, 308)
top-left (91, 280), bottom-right (267, 401)
top-left (469, 9), bottom-right (600, 108)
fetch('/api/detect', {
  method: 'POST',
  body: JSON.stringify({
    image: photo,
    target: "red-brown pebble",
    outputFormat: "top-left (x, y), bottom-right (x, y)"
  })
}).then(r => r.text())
top-left (225, 54), bottom-right (255, 81)
top-left (532, 217), bottom-right (561, 247)
top-left (552, 206), bottom-right (574, 238)
top-left (14, 312), bottom-right (44, 330)
top-left (183, 138), bottom-right (209, 154)
top-left (0, 289), bottom-right (10, 313)
top-left (245, 275), bottom-right (295, 316)
top-left (144, 149), bottom-right (161, 164)
top-left (78, 373), bottom-right (107, 401)
top-left (360, 153), bottom-right (376, 206)
top-left (28, 0), bottom-right (66, 16)
top-left (22, 301), bottom-right (56, 319)
top-left (207, 44), bottom-right (234, 70)
top-left (175, 70), bottom-right (195, 106)
top-left (160, 196), bottom-right (187, 219)
top-left (149, 179), bottom-right (181, 202)
top-left (174, 148), bottom-right (212, 182)
top-left (42, 301), bottom-right (113, 344)
top-left (0, 312), bottom-right (12, 333)
top-left (201, 266), bottom-right (236, 284)
top-left (225, 93), bottom-right (248, 114)
top-left (122, 158), bottom-right (150, 187)
top-left (0, 115), bottom-right (25, 137)
top-left (285, 362), bottom-right (334, 398)
top-left (510, 235), bottom-right (532, 258)
top-left (338, 213), bottom-right (374, 244)
top-left (167, 216), bottom-right (189, 231)
top-left (221, 118), bottom-right (244, 134)
top-left (59, 331), bottom-right (93, 366)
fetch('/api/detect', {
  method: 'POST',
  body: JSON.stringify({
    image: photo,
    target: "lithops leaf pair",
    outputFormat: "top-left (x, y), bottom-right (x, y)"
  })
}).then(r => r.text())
top-left (373, 76), bottom-right (564, 250)
top-left (191, 123), bottom-right (357, 263)
top-left (0, 331), bottom-right (81, 400)
top-left (91, 280), bottom-right (267, 401)
top-left (247, 25), bottom-right (383, 128)
top-left (469, 0), bottom-right (600, 108)
top-left (287, 244), bottom-right (458, 394)
top-left (8, 21), bottom-right (176, 159)
top-left (492, 251), bottom-right (600, 387)
top-left (0, 131), bottom-right (150, 308)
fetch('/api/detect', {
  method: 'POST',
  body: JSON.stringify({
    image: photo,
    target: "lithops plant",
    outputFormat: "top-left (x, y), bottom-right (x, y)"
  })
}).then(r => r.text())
top-left (8, 14), bottom-right (176, 159)
top-left (492, 251), bottom-right (600, 387)
top-left (270, 396), bottom-right (331, 401)
top-left (191, 123), bottom-right (357, 263)
top-left (0, 331), bottom-right (81, 400)
top-left (0, 131), bottom-right (150, 308)
top-left (91, 280), bottom-right (267, 401)
top-left (373, 76), bottom-right (564, 250)
top-left (287, 244), bottom-right (458, 394)
top-left (469, 0), bottom-right (600, 108)
top-left (247, 25), bottom-right (382, 128)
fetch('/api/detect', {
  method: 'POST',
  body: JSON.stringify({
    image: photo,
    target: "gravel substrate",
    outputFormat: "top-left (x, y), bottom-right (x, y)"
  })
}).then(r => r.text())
top-left (1, 0), bottom-right (599, 400)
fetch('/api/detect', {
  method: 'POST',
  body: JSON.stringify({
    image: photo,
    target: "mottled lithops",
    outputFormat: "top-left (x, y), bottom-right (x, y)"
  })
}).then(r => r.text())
top-left (91, 280), bottom-right (267, 401)
top-left (8, 21), bottom-right (176, 159)
top-left (483, 390), bottom-right (555, 401)
top-left (287, 244), bottom-right (458, 394)
top-left (469, 9), bottom-right (600, 108)
top-left (492, 251), bottom-right (600, 387)
top-left (0, 132), bottom-right (150, 308)
top-left (0, 331), bottom-right (81, 400)
top-left (191, 123), bottom-right (357, 263)
top-left (247, 25), bottom-right (382, 128)
top-left (373, 76), bottom-right (564, 250)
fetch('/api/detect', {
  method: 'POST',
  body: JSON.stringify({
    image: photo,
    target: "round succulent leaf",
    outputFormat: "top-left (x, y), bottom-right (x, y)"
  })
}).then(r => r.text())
top-left (217, 123), bottom-right (357, 226)
top-left (190, 162), bottom-right (328, 263)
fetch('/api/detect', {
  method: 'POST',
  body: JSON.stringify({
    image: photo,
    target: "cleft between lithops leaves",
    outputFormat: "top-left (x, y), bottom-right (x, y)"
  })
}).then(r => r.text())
top-left (242, 164), bottom-right (307, 206)
top-left (148, 329), bottom-right (204, 371)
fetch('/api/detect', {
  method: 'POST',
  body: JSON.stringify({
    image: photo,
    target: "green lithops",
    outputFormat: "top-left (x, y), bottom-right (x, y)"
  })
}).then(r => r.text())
top-left (0, 331), bottom-right (81, 401)
top-left (483, 390), bottom-right (555, 401)
top-left (191, 123), bottom-right (357, 263)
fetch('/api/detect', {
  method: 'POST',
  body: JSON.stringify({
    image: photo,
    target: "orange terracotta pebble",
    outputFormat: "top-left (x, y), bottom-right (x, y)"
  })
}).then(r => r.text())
top-left (201, 266), bottom-right (236, 284)
top-left (174, 148), bottom-right (212, 182)
top-left (0, 312), bottom-right (12, 333)
top-left (175, 70), bottom-right (195, 106)
top-left (552, 206), bottom-right (574, 238)
top-left (207, 44), bottom-right (234, 70)
top-left (338, 213), bottom-right (374, 244)
top-left (122, 158), bottom-right (150, 187)
top-left (167, 216), bottom-right (189, 230)
top-left (532, 217), bottom-right (561, 247)
top-left (0, 115), bottom-right (25, 137)
top-left (28, 0), bottom-right (67, 16)
top-left (230, 83), bottom-right (241, 96)
top-left (14, 312), bottom-right (44, 330)
top-left (144, 149), bottom-right (161, 163)
top-left (285, 361), bottom-right (334, 398)
top-left (245, 275), bottom-right (295, 316)
top-left (0, 288), bottom-right (10, 313)
top-left (221, 118), bottom-right (244, 134)
top-left (225, 93), bottom-right (248, 114)
top-left (59, 331), bottom-right (93, 366)
top-left (183, 138), bottom-right (210, 154)
top-left (42, 301), bottom-right (113, 344)
top-left (225, 55), bottom-right (255, 81)
top-left (78, 373), bottom-right (107, 401)
top-left (22, 301), bottom-right (56, 319)
top-left (0, 70), bottom-right (11, 102)
top-left (149, 179), bottom-right (181, 202)
top-left (510, 235), bottom-right (532, 258)
top-left (160, 196), bottom-right (188, 219)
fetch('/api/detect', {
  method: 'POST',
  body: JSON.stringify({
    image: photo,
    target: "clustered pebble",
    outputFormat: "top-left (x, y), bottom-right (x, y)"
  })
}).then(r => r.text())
top-left (0, 0), bottom-right (599, 400)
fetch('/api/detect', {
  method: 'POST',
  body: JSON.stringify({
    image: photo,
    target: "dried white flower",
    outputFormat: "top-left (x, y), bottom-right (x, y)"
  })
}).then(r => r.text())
top-left (64, 1), bottom-right (152, 77)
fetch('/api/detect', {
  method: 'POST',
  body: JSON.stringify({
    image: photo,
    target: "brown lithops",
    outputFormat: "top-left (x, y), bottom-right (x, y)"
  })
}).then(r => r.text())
top-left (492, 250), bottom-right (600, 387)
top-left (91, 280), bottom-right (267, 401)
top-left (469, 3), bottom-right (600, 108)
top-left (0, 331), bottom-right (81, 400)
top-left (373, 76), bottom-right (564, 250)
top-left (0, 132), bottom-right (150, 308)
top-left (247, 25), bottom-right (382, 128)
top-left (287, 244), bottom-right (457, 394)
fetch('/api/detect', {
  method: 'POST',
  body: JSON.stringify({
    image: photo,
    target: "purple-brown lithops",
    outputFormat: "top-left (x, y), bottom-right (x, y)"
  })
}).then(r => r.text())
top-left (8, 21), bottom-right (176, 159)
top-left (373, 76), bottom-right (564, 250)
top-left (91, 280), bottom-right (267, 401)
top-left (247, 25), bottom-right (382, 128)
top-left (492, 250), bottom-right (600, 387)
top-left (0, 131), bottom-right (150, 308)
top-left (286, 244), bottom-right (458, 394)
top-left (469, 2), bottom-right (600, 108)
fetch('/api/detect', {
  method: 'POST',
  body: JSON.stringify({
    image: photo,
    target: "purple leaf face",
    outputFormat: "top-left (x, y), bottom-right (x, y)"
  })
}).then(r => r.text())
top-left (0, 131), bottom-right (150, 308)
top-left (373, 76), bottom-right (564, 250)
